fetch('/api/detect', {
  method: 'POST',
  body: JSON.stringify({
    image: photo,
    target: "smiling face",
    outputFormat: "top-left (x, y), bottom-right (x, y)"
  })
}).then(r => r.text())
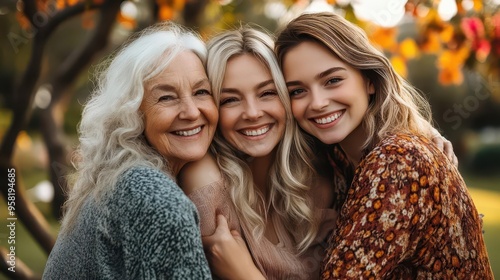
top-left (218, 54), bottom-right (286, 158)
top-left (140, 51), bottom-right (218, 173)
top-left (282, 40), bottom-right (374, 146)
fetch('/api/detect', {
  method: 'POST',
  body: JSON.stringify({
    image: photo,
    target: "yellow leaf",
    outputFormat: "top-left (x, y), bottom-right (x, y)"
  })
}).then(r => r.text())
top-left (399, 38), bottom-right (419, 60)
top-left (473, 0), bottom-right (483, 12)
top-left (390, 55), bottom-right (407, 78)
top-left (16, 131), bottom-right (32, 151)
top-left (369, 27), bottom-right (397, 51)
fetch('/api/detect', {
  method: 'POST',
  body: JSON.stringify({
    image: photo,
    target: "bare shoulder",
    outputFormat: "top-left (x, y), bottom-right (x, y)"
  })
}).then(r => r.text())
top-left (178, 153), bottom-right (223, 195)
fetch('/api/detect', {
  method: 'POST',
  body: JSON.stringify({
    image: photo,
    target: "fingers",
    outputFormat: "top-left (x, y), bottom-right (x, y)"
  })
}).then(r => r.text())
top-left (432, 136), bottom-right (444, 151)
top-left (202, 215), bottom-right (231, 246)
top-left (214, 214), bottom-right (229, 234)
top-left (442, 140), bottom-right (459, 167)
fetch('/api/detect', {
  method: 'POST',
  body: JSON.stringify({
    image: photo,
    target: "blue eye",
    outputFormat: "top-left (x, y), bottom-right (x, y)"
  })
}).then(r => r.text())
top-left (195, 89), bottom-right (211, 96)
top-left (326, 78), bottom-right (342, 85)
top-left (289, 88), bottom-right (305, 97)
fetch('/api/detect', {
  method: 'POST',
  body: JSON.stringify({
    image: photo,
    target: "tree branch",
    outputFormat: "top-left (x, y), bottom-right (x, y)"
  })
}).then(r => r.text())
top-left (41, 0), bottom-right (124, 218)
top-left (0, 247), bottom-right (37, 280)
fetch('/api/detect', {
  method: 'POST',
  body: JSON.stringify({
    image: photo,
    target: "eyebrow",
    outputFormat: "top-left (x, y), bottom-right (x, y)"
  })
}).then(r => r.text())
top-left (150, 78), bottom-right (210, 93)
top-left (221, 79), bottom-right (275, 94)
top-left (286, 67), bottom-right (346, 87)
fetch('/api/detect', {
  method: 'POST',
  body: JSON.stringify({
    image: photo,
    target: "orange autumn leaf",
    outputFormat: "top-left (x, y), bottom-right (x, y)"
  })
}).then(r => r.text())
top-left (439, 23), bottom-right (454, 43)
top-left (369, 27), bottom-right (397, 51)
top-left (158, 5), bottom-right (174, 21)
top-left (56, 0), bottom-right (66, 9)
top-left (437, 50), bottom-right (464, 69)
top-left (421, 32), bottom-right (441, 54)
top-left (16, 11), bottom-right (31, 30)
top-left (117, 11), bottom-right (136, 30)
top-left (399, 38), bottom-right (419, 60)
top-left (438, 67), bottom-right (463, 85)
top-left (390, 55), bottom-right (408, 78)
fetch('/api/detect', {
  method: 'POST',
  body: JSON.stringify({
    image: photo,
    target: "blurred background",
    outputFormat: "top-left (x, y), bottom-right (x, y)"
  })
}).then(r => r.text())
top-left (0, 0), bottom-right (499, 279)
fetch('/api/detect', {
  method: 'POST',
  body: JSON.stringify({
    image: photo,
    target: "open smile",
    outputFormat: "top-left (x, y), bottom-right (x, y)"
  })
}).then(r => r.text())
top-left (173, 125), bottom-right (203, 136)
top-left (239, 125), bottom-right (271, 137)
top-left (311, 110), bottom-right (344, 125)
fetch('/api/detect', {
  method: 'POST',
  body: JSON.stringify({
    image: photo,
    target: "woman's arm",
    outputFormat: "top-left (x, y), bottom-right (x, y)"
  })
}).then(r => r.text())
top-left (203, 215), bottom-right (265, 280)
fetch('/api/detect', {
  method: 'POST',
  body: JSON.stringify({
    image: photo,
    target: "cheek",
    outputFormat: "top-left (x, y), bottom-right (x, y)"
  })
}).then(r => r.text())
top-left (217, 110), bottom-right (235, 137)
top-left (202, 102), bottom-right (219, 126)
top-left (275, 105), bottom-right (287, 126)
top-left (290, 100), bottom-right (306, 122)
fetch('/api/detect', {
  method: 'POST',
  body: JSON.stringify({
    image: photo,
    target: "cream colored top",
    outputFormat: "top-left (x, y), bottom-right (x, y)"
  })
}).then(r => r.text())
top-left (188, 179), bottom-right (338, 280)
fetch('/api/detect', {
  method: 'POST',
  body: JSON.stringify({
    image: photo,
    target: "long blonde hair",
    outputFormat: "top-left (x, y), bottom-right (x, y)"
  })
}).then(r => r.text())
top-left (207, 27), bottom-right (318, 252)
top-left (61, 22), bottom-right (207, 233)
top-left (275, 12), bottom-right (434, 150)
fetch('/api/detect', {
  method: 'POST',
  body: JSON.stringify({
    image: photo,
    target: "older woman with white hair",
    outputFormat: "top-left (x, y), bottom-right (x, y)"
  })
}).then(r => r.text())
top-left (43, 22), bottom-right (217, 279)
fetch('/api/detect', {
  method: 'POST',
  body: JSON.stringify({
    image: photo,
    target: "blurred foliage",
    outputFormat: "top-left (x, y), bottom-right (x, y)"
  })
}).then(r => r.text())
top-left (1, 0), bottom-right (499, 278)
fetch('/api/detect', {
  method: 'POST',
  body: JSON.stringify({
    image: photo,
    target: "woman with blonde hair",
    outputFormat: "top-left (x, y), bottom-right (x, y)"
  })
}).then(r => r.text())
top-left (275, 12), bottom-right (493, 279)
top-left (192, 22), bottom-right (461, 280)
top-left (179, 26), bottom-right (338, 279)
top-left (43, 22), bottom-right (216, 278)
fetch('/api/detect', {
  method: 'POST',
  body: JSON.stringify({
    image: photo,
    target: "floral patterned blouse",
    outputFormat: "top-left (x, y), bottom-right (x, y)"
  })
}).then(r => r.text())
top-left (321, 133), bottom-right (493, 279)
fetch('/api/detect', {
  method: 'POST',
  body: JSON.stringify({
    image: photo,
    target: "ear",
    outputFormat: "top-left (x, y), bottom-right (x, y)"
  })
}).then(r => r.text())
top-left (367, 80), bottom-right (375, 95)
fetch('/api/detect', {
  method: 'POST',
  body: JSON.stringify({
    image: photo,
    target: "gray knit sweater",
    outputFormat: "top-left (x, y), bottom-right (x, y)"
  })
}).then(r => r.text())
top-left (43, 166), bottom-right (211, 279)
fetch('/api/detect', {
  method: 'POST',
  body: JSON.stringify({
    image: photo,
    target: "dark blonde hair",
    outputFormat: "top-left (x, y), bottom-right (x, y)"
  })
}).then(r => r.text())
top-left (275, 12), bottom-right (434, 149)
top-left (207, 26), bottom-right (318, 253)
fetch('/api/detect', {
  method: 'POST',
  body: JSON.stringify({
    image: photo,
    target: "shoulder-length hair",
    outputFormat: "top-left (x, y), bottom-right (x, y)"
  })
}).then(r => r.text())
top-left (61, 22), bottom-right (206, 233)
top-left (207, 26), bottom-right (318, 253)
top-left (275, 12), bottom-right (434, 150)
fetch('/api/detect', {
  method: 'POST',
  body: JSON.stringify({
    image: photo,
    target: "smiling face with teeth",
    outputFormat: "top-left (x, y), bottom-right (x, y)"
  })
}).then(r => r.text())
top-left (140, 51), bottom-right (218, 173)
top-left (218, 54), bottom-right (286, 158)
top-left (282, 40), bottom-right (374, 150)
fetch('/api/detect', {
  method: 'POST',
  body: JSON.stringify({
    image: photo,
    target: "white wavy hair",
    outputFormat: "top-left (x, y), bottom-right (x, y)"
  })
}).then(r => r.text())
top-left (61, 22), bottom-right (207, 233)
top-left (207, 26), bottom-right (319, 253)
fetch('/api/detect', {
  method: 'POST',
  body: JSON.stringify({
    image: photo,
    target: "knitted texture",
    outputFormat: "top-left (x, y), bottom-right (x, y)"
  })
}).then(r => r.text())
top-left (43, 166), bottom-right (211, 279)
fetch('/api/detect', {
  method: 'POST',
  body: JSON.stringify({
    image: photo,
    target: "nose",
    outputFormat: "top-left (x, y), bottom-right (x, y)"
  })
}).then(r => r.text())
top-left (309, 88), bottom-right (329, 111)
top-left (242, 99), bottom-right (263, 121)
top-left (179, 96), bottom-right (201, 120)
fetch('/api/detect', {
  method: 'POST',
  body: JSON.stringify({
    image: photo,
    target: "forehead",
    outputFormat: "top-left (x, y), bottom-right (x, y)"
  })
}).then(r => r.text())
top-left (147, 51), bottom-right (207, 85)
top-left (282, 41), bottom-right (353, 78)
top-left (222, 54), bottom-right (272, 84)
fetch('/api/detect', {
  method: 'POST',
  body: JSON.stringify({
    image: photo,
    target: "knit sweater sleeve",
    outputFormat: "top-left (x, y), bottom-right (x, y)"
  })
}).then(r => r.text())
top-left (109, 166), bottom-right (211, 279)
